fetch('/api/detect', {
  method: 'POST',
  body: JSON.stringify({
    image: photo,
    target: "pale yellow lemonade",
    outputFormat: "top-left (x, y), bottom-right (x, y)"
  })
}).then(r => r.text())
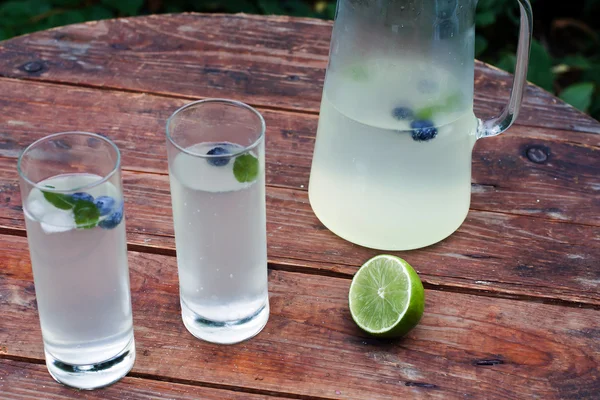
top-left (309, 58), bottom-right (478, 250)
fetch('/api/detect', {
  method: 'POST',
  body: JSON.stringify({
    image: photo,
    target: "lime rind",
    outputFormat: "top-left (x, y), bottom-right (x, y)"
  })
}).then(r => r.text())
top-left (349, 255), bottom-right (424, 338)
top-left (349, 256), bottom-right (411, 333)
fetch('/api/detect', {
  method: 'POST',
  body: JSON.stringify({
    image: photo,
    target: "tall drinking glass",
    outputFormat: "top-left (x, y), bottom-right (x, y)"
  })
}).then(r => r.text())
top-left (18, 132), bottom-right (135, 389)
top-left (166, 99), bottom-right (269, 344)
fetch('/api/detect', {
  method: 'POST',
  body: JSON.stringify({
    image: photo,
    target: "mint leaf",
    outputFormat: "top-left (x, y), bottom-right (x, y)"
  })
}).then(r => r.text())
top-left (415, 105), bottom-right (443, 120)
top-left (73, 200), bottom-right (100, 229)
top-left (233, 154), bottom-right (259, 183)
top-left (42, 191), bottom-right (75, 210)
top-left (415, 93), bottom-right (464, 120)
top-left (346, 65), bottom-right (368, 82)
top-left (443, 92), bottom-right (464, 112)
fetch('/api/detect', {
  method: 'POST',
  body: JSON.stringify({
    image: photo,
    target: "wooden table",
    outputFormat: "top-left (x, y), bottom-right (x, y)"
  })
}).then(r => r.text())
top-left (0, 13), bottom-right (599, 399)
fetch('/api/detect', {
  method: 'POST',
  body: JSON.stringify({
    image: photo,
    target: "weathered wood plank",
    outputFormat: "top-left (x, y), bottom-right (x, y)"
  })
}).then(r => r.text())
top-left (0, 77), bottom-right (313, 184)
top-left (0, 79), bottom-right (598, 225)
top-left (0, 359), bottom-right (285, 400)
top-left (1, 234), bottom-right (599, 399)
top-left (0, 14), bottom-right (598, 133)
top-left (0, 163), bottom-right (598, 305)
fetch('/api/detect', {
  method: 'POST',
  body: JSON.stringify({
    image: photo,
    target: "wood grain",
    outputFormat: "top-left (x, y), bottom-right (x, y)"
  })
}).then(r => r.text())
top-left (0, 78), bottom-right (598, 226)
top-left (1, 12), bottom-right (599, 400)
top-left (0, 359), bottom-right (285, 400)
top-left (1, 234), bottom-right (599, 399)
top-left (1, 161), bottom-right (599, 305)
top-left (0, 14), bottom-right (598, 133)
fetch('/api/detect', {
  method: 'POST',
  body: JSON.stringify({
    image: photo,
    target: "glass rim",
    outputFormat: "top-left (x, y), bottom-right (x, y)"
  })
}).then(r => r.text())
top-left (166, 98), bottom-right (266, 159)
top-left (17, 131), bottom-right (121, 194)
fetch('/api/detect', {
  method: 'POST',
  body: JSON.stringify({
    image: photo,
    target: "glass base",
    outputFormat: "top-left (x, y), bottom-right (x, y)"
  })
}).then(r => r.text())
top-left (45, 337), bottom-right (135, 390)
top-left (181, 300), bottom-right (269, 344)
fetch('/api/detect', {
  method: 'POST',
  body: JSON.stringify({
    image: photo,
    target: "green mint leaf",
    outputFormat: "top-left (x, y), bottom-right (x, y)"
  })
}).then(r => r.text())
top-left (415, 93), bottom-right (464, 120)
top-left (415, 105), bottom-right (442, 120)
top-left (42, 191), bottom-right (75, 210)
top-left (73, 200), bottom-right (100, 229)
top-left (233, 153), bottom-right (259, 183)
top-left (444, 92), bottom-right (464, 112)
top-left (347, 65), bottom-right (368, 82)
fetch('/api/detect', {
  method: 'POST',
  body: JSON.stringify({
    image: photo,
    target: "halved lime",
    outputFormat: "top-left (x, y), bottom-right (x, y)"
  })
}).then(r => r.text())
top-left (349, 255), bottom-right (425, 338)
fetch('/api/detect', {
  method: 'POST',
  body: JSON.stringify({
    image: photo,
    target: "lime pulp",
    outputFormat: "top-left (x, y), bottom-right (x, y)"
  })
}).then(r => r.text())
top-left (348, 255), bottom-right (425, 338)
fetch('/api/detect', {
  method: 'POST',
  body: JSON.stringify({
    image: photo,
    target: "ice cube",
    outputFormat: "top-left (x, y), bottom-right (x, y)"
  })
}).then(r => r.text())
top-left (26, 199), bottom-right (51, 221)
top-left (41, 211), bottom-right (75, 234)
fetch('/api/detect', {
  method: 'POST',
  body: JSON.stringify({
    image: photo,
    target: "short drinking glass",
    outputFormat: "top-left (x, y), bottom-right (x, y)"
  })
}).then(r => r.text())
top-left (18, 132), bottom-right (135, 389)
top-left (166, 99), bottom-right (269, 344)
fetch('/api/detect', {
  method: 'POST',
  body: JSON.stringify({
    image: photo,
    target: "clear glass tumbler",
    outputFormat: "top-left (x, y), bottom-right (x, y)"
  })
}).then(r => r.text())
top-left (166, 99), bottom-right (269, 344)
top-left (18, 132), bottom-right (135, 389)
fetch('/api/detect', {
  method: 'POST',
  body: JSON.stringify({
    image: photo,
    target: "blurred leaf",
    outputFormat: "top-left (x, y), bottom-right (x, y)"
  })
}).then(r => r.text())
top-left (560, 82), bottom-right (595, 112)
top-left (589, 93), bottom-right (600, 120)
top-left (47, 9), bottom-right (87, 26)
top-left (164, 4), bottom-right (184, 12)
top-left (476, 0), bottom-right (495, 12)
top-left (101, 0), bottom-right (143, 16)
top-left (0, 0), bottom-right (49, 24)
top-left (283, 0), bottom-right (316, 16)
top-left (505, 5), bottom-right (521, 26)
top-left (258, 0), bottom-right (286, 14)
top-left (190, 0), bottom-right (258, 13)
top-left (258, 0), bottom-right (315, 16)
top-left (162, 0), bottom-right (189, 12)
top-left (50, 0), bottom-right (83, 6)
top-left (325, 3), bottom-right (336, 19)
top-left (582, 64), bottom-right (600, 86)
top-left (85, 5), bottom-right (115, 21)
top-left (475, 35), bottom-right (488, 57)
top-left (476, 11), bottom-right (495, 27)
top-left (496, 53), bottom-right (516, 73)
top-left (559, 55), bottom-right (592, 70)
top-left (527, 39), bottom-right (554, 91)
top-left (0, 27), bottom-right (9, 41)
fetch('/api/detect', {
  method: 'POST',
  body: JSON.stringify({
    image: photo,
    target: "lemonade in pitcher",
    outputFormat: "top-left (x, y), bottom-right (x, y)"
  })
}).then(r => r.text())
top-left (309, 0), bottom-right (532, 250)
top-left (310, 58), bottom-right (478, 250)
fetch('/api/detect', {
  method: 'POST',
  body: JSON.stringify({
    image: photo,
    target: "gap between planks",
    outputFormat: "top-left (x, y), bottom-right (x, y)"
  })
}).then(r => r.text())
top-left (0, 76), bottom-right (319, 118)
top-left (466, 206), bottom-right (600, 229)
top-left (0, 224), bottom-right (597, 311)
top-left (0, 354), bottom-right (330, 400)
top-left (120, 164), bottom-right (600, 229)
top-left (1, 75), bottom-right (598, 137)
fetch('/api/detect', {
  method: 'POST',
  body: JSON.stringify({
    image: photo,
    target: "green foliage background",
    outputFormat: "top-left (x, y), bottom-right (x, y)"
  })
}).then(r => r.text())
top-left (1, 0), bottom-right (599, 120)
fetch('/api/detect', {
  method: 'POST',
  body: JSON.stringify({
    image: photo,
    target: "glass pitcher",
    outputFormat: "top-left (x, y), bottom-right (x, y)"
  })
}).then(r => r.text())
top-left (308, 0), bottom-right (532, 250)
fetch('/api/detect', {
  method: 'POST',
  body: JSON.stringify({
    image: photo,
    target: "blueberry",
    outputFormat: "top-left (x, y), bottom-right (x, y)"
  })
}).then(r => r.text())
top-left (410, 120), bottom-right (438, 142)
top-left (70, 192), bottom-right (94, 203)
top-left (99, 202), bottom-right (124, 229)
top-left (392, 107), bottom-right (414, 120)
top-left (206, 146), bottom-right (230, 167)
top-left (94, 196), bottom-right (116, 216)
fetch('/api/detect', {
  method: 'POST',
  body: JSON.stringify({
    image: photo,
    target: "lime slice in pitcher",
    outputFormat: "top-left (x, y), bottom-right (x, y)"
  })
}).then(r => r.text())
top-left (349, 255), bottom-right (425, 338)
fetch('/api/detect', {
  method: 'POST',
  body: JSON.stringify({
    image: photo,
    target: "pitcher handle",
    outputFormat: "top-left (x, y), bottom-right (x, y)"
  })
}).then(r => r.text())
top-left (477, 0), bottom-right (533, 138)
